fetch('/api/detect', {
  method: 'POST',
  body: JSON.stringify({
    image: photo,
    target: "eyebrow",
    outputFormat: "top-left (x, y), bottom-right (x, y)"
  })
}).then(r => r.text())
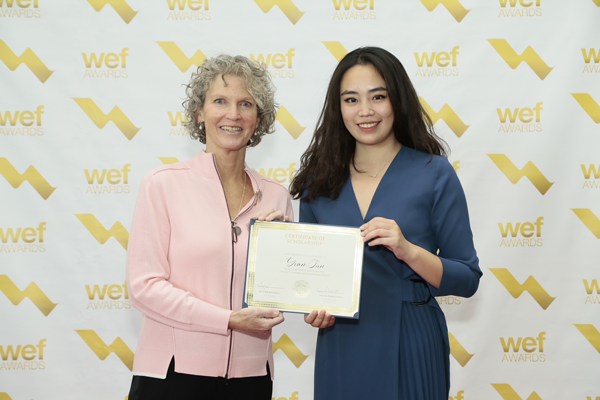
top-left (340, 86), bottom-right (388, 96)
top-left (208, 92), bottom-right (254, 102)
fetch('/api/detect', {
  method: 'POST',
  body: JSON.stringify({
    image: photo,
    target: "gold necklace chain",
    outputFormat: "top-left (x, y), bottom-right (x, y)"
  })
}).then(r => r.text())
top-left (356, 152), bottom-right (397, 178)
top-left (234, 171), bottom-right (247, 219)
top-left (231, 171), bottom-right (247, 237)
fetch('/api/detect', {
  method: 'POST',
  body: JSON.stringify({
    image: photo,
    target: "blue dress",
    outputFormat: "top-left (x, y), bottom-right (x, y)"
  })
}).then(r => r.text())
top-left (300, 147), bottom-right (481, 400)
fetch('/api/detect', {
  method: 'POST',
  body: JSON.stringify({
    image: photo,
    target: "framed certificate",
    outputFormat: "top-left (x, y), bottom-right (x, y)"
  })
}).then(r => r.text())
top-left (243, 220), bottom-right (364, 319)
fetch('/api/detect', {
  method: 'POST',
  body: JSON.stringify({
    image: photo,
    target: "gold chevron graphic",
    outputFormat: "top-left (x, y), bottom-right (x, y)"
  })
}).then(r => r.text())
top-left (73, 98), bottom-right (140, 140)
top-left (158, 157), bottom-right (180, 165)
top-left (574, 324), bottom-right (600, 354)
top-left (487, 154), bottom-right (554, 195)
top-left (420, 0), bottom-right (470, 22)
top-left (75, 330), bottom-right (134, 370)
top-left (489, 268), bottom-right (555, 310)
top-left (571, 209), bottom-right (600, 239)
top-left (488, 39), bottom-right (553, 80)
top-left (254, 0), bottom-right (304, 25)
top-left (593, 0), bottom-right (600, 6)
top-left (74, 214), bottom-right (129, 250)
top-left (0, 275), bottom-right (57, 316)
top-left (448, 332), bottom-right (474, 367)
top-left (322, 41), bottom-right (349, 62)
top-left (276, 106), bottom-right (305, 139)
top-left (157, 42), bottom-right (206, 73)
top-left (419, 97), bottom-right (470, 138)
top-left (87, 0), bottom-right (138, 24)
top-left (272, 334), bottom-right (308, 368)
top-left (491, 384), bottom-right (543, 400)
top-left (0, 394), bottom-right (13, 400)
top-left (0, 40), bottom-right (54, 83)
top-left (0, 158), bottom-right (56, 200)
top-left (571, 94), bottom-right (600, 124)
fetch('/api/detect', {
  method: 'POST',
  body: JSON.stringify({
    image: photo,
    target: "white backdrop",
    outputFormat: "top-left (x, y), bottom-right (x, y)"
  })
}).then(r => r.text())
top-left (1, 1), bottom-right (600, 399)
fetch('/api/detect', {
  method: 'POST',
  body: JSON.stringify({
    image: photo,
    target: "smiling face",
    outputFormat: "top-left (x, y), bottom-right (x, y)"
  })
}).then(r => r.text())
top-left (198, 74), bottom-right (260, 155)
top-left (340, 64), bottom-right (397, 149)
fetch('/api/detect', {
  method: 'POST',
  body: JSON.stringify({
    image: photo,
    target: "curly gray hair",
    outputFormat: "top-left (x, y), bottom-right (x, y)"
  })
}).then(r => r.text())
top-left (182, 54), bottom-right (277, 147)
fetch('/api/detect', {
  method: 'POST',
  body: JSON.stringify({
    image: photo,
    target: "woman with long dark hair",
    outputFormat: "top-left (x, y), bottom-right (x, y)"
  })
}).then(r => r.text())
top-left (289, 47), bottom-right (481, 399)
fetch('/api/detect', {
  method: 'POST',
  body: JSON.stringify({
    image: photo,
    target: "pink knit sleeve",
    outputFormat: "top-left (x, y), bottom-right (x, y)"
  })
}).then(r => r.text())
top-left (126, 171), bottom-right (232, 336)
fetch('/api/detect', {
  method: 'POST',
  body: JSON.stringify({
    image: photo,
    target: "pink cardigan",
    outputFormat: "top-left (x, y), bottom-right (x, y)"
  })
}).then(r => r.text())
top-left (127, 150), bottom-right (293, 379)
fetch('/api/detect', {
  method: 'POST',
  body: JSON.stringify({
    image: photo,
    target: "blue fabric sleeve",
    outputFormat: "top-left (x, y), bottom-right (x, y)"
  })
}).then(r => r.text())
top-left (430, 158), bottom-right (482, 298)
top-left (299, 199), bottom-right (318, 223)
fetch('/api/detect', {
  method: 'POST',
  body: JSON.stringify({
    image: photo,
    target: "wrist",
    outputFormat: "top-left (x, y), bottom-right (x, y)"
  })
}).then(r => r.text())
top-left (228, 311), bottom-right (238, 330)
top-left (399, 242), bottom-right (419, 264)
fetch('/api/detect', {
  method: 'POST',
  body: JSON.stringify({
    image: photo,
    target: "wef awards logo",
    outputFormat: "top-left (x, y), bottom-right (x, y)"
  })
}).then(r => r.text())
top-left (0, 275), bottom-right (57, 316)
top-left (272, 334), bottom-right (308, 368)
top-left (332, 0), bottom-right (375, 20)
top-left (571, 94), bottom-right (600, 124)
top-left (574, 324), bottom-right (600, 354)
top-left (0, 0), bottom-right (41, 18)
top-left (75, 330), bottom-right (134, 370)
top-left (157, 42), bottom-right (206, 72)
top-left (73, 98), bottom-right (140, 140)
top-left (487, 154), bottom-right (553, 195)
top-left (166, 0), bottom-right (210, 20)
top-left (489, 268), bottom-right (555, 310)
top-left (488, 39), bottom-right (553, 80)
top-left (448, 332), bottom-right (474, 367)
top-left (414, 46), bottom-right (460, 77)
top-left (419, 98), bottom-right (470, 138)
top-left (491, 384), bottom-right (543, 400)
top-left (571, 209), bottom-right (600, 239)
top-left (0, 105), bottom-right (44, 136)
top-left (75, 214), bottom-right (130, 250)
top-left (0, 222), bottom-right (47, 253)
top-left (254, 0), bottom-right (305, 24)
top-left (0, 40), bottom-right (53, 83)
top-left (322, 41), bottom-right (349, 62)
top-left (0, 158), bottom-right (56, 200)
top-left (86, 0), bottom-right (137, 23)
top-left (419, 0), bottom-right (470, 22)
top-left (158, 157), bottom-right (179, 165)
top-left (276, 106), bottom-right (305, 139)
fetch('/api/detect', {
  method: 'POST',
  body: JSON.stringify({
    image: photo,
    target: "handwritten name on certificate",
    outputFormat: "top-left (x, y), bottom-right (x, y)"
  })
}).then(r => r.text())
top-left (243, 220), bottom-right (364, 318)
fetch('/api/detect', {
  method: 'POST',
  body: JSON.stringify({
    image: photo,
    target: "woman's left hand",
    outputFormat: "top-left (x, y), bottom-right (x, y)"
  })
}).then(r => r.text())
top-left (360, 217), bottom-right (415, 261)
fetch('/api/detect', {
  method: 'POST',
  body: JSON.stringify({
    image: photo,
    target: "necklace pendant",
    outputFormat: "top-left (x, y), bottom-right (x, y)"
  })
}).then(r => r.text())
top-left (233, 225), bottom-right (242, 236)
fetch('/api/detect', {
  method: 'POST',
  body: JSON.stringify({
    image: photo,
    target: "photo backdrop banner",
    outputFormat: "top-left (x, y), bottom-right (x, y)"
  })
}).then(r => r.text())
top-left (1, 1), bottom-right (599, 399)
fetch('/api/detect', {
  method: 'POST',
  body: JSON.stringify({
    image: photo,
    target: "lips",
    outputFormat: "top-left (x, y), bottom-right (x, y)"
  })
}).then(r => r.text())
top-left (220, 126), bottom-right (243, 132)
top-left (358, 122), bottom-right (380, 128)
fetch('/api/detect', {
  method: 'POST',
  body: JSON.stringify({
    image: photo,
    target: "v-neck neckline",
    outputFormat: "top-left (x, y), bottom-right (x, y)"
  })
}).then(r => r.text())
top-left (348, 146), bottom-right (403, 222)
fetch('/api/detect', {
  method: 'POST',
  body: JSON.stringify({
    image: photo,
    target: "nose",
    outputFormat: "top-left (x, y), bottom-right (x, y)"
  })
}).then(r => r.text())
top-left (226, 104), bottom-right (241, 120)
top-left (358, 102), bottom-right (374, 117)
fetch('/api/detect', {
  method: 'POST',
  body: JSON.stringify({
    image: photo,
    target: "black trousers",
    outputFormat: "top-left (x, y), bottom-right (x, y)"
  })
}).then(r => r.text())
top-left (128, 358), bottom-right (272, 400)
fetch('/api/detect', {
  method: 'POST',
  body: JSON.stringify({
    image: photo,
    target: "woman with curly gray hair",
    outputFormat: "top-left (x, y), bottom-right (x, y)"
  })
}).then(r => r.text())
top-left (127, 54), bottom-right (293, 400)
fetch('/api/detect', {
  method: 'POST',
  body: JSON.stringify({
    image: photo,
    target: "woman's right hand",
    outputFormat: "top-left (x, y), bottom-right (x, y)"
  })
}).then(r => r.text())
top-left (228, 307), bottom-right (284, 334)
top-left (304, 310), bottom-right (335, 329)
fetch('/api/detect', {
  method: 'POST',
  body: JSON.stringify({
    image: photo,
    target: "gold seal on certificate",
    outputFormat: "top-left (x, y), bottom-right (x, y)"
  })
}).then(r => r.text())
top-left (243, 220), bottom-right (364, 318)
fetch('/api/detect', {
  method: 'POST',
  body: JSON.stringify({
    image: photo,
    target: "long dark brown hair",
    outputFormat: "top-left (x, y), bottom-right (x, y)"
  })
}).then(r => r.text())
top-left (289, 46), bottom-right (448, 201)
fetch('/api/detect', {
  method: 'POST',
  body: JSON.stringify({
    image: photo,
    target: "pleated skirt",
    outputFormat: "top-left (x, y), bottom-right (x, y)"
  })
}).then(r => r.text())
top-left (398, 302), bottom-right (448, 400)
top-left (314, 301), bottom-right (448, 400)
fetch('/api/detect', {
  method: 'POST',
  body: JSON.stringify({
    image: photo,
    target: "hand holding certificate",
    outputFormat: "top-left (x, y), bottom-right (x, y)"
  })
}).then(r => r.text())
top-left (243, 220), bottom-right (364, 318)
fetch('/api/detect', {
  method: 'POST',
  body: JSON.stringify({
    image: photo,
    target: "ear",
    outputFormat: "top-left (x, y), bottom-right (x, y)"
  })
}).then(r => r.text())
top-left (196, 108), bottom-right (204, 124)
